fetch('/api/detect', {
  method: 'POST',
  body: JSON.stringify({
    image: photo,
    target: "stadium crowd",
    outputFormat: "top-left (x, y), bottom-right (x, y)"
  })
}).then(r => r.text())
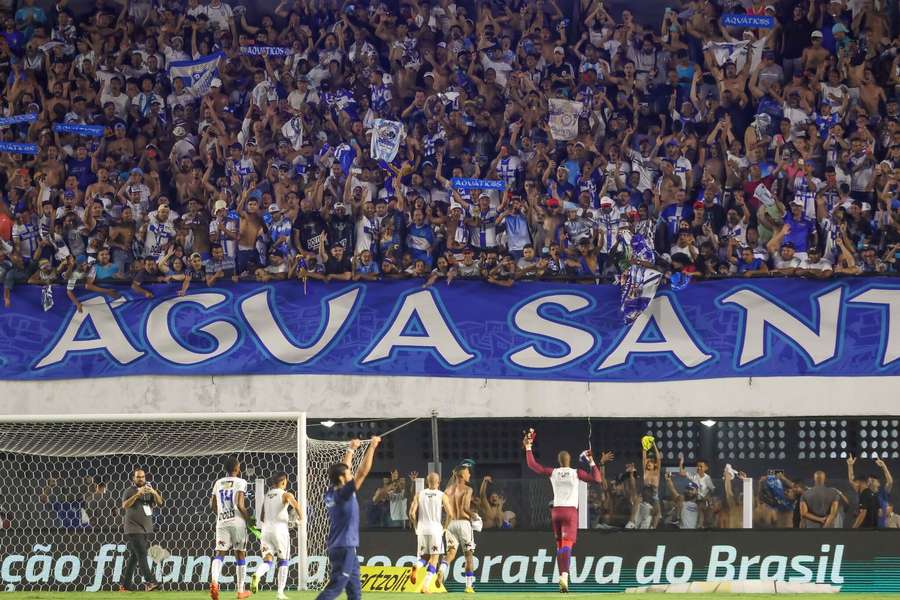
top-left (1, 0), bottom-right (899, 310)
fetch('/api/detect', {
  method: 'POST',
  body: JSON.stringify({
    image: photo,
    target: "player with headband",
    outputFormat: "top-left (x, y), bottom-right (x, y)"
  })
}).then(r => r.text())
top-left (523, 428), bottom-right (610, 593)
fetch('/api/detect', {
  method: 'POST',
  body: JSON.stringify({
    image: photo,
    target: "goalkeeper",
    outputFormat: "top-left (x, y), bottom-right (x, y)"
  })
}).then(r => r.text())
top-left (251, 472), bottom-right (303, 600)
top-left (523, 429), bottom-right (608, 594)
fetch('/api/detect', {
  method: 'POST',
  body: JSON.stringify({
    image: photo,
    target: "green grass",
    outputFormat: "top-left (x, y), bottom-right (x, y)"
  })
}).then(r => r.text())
top-left (6, 594), bottom-right (900, 600)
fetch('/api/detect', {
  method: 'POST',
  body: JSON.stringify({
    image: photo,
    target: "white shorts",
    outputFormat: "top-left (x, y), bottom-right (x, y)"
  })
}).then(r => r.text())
top-left (216, 521), bottom-right (248, 552)
top-left (447, 520), bottom-right (475, 552)
top-left (260, 525), bottom-right (290, 560)
top-left (417, 533), bottom-right (445, 556)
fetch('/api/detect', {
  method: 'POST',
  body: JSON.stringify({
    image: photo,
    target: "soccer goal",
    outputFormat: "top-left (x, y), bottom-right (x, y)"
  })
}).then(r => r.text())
top-left (0, 413), bottom-right (365, 593)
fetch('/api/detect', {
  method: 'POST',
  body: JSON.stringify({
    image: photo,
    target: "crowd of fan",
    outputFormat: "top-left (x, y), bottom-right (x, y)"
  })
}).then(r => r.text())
top-left (1, 0), bottom-right (900, 309)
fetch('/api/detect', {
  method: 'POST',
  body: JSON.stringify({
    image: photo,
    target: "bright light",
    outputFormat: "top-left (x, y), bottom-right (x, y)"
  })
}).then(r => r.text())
top-left (321, 420), bottom-right (336, 428)
top-left (701, 420), bottom-right (717, 428)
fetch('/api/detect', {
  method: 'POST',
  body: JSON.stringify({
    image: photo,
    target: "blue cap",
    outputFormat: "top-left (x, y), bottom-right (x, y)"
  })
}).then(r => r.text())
top-left (130, 167), bottom-right (143, 176)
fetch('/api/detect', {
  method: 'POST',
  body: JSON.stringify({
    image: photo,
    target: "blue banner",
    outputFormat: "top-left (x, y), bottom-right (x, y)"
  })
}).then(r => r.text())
top-left (168, 52), bottom-right (225, 97)
top-left (0, 141), bottom-right (39, 154)
top-left (0, 279), bottom-right (897, 381)
top-left (52, 123), bottom-right (106, 137)
top-left (240, 46), bottom-right (293, 56)
top-left (451, 177), bottom-right (506, 191)
top-left (0, 113), bottom-right (38, 127)
top-left (721, 14), bottom-right (775, 28)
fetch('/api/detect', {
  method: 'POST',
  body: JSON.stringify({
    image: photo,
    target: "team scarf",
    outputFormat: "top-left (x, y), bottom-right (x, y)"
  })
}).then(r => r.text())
top-left (0, 113), bottom-right (38, 127)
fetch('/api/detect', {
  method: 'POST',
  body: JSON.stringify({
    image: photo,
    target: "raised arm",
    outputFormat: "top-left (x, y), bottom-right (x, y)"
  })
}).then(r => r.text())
top-left (523, 429), bottom-right (554, 476)
top-left (576, 450), bottom-right (602, 484)
top-left (352, 435), bottom-right (382, 490)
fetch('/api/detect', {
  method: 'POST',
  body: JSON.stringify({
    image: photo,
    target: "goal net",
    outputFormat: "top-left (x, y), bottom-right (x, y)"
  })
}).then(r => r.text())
top-left (0, 416), bottom-right (366, 593)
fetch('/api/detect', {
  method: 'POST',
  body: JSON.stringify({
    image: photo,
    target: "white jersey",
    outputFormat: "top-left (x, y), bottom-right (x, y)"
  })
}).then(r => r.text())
top-left (262, 487), bottom-right (290, 527)
top-left (415, 488), bottom-right (444, 537)
top-left (213, 476), bottom-right (248, 524)
top-left (550, 468), bottom-right (580, 508)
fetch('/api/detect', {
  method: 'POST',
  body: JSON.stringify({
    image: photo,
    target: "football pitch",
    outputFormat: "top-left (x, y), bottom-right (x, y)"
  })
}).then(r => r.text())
top-left (6, 594), bottom-right (900, 600)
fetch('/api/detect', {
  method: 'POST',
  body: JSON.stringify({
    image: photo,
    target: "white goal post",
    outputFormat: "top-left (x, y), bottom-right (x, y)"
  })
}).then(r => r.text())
top-left (0, 412), bottom-right (366, 593)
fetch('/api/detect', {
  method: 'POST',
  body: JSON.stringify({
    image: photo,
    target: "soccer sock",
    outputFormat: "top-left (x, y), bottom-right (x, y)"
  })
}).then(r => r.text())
top-left (465, 570), bottom-right (474, 588)
top-left (256, 560), bottom-right (272, 580)
top-left (277, 560), bottom-right (289, 593)
top-left (415, 558), bottom-right (428, 569)
top-left (211, 556), bottom-right (223, 584)
top-left (438, 561), bottom-right (449, 580)
top-left (556, 540), bottom-right (573, 574)
top-left (423, 564), bottom-right (437, 589)
top-left (236, 559), bottom-right (246, 592)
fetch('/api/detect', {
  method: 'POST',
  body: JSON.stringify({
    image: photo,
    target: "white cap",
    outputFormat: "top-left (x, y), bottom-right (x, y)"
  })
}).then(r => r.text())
top-left (209, 78), bottom-right (223, 88)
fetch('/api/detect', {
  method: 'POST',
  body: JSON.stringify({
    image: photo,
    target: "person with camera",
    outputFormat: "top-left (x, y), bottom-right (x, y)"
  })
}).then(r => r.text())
top-left (120, 468), bottom-right (163, 592)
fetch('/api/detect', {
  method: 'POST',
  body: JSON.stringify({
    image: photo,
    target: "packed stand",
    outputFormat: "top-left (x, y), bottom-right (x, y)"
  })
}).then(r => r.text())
top-left (1, 0), bottom-right (900, 310)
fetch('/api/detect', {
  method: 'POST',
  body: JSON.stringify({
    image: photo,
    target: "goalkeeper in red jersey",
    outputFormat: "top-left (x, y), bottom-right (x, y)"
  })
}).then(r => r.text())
top-left (523, 428), bottom-right (611, 593)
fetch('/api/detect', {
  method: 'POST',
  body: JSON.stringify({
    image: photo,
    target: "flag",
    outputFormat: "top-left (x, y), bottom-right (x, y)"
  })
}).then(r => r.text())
top-left (370, 119), bottom-right (403, 163)
top-left (334, 143), bottom-right (356, 176)
top-left (41, 285), bottom-right (54, 312)
top-left (754, 182), bottom-right (776, 207)
top-left (281, 117), bottom-right (304, 151)
top-left (548, 98), bottom-right (583, 141)
top-left (168, 52), bottom-right (225, 98)
top-left (377, 159), bottom-right (400, 196)
top-left (618, 234), bottom-right (662, 324)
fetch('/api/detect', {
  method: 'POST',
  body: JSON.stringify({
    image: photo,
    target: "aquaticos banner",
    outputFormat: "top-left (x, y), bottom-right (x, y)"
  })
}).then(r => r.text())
top-left (0, 530), bottom-right (898, 592)
top-left (0, 278), bottom-right (898, 381)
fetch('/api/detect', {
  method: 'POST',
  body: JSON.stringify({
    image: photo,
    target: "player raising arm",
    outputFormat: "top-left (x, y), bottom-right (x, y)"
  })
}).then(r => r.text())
top-left (408, 473), bottom-right (452, 594)
top-left (524, 429), bottom-right (609, 594)
top-left (210, 457), bottom-right (252, 600)
top-left (316, 436), bottom-right (382, 600)
top-left (251, 472), bottom-right (303, 600)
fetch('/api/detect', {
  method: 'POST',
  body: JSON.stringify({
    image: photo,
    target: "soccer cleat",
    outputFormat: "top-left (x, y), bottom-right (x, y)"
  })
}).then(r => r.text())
top-left (464, 587), bottom-right (475, 594)
top-left (118, 585), bottom-right (131, 592)
top-left (209, 583), bottom-right (220, 600)
top-left (409, 565), bottom-right (418, 584)
top-left (250, 573), bottom-right (260, 594)
top-left (236, 591), bottom-right (252, 599)
top-left (559, 572), bottom-right (569, 593)
top-left (145, 583), bottom-right (159, 592)
top-left (275, 594), bottom-right (289, 600)
top-left (435, 571), bottom-right (444, 589)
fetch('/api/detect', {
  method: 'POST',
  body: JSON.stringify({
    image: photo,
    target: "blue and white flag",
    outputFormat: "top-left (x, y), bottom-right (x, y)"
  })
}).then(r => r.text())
top-left (549, 98), bottom-right (583, 141)
top-left (334, 143), bottom-right (356, 176)
top-left (0, 141), bottom-right (39, 155)
top-left (370, 119), bottom-right (403, 163)
top-left (168, 52), bottom-right (225, 98)
top-left (618, 233), bottom-right (662, 324)
top-left (0, 113), bottom-right (38, 127)
top-left (241, 46), bottom-right (293, 56)
top-left (53, 123), bottom-right (105, 137)
top-left (451, 178), bottom-right (506, 191)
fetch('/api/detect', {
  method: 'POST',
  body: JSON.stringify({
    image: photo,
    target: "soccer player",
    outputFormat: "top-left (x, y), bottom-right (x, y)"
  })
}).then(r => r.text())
top-left (251, 472), bottom-right (303, 600)
top-left (408, 473), bottom-right (451, 594)
top-left (444, 460), bottom-right (477, 593)
top-left (210, 457), bottom-right (251, 600)
top-left (316, 435), bottom-right (381, 600)
top-left (523, 429), bottom-right (604, 593)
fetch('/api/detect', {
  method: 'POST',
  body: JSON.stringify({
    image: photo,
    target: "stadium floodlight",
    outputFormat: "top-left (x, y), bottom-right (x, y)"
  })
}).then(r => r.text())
top-left (321, 420), bottom-right (336, 428)
top-left (701, 420), bottom-right (717, 427)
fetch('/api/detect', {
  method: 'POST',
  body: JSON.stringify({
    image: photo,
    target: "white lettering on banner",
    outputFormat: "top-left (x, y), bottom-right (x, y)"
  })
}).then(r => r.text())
top-left (721, 288), bottom-right (843, 367)
top-left (145, 294), bottom-right (238, 365)
top-left (240, 287), bottom-right (361, 364)
top-left (597, 297), bottom-right (713, 371)
top-left (0, 544), bottom-right (849, 589)
top-left (848, 289), bottom-right (900, 366)
top-left (361, 290), bottom-right (476, 366)
top-left (35, 297), bottom-right (143, 369)
top-left (508, 294), bottom-right (596, 369)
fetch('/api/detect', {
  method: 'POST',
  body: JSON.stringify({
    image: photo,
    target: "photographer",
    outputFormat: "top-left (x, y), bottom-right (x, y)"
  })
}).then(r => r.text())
top-left (120, 469), bottom-right (163, 592)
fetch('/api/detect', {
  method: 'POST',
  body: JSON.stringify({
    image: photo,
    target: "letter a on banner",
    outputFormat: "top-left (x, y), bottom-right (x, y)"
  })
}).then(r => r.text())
top-left (35, 297), bottom-right (143, 369)
top-left (361, 290), bottom-right (476, 367)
